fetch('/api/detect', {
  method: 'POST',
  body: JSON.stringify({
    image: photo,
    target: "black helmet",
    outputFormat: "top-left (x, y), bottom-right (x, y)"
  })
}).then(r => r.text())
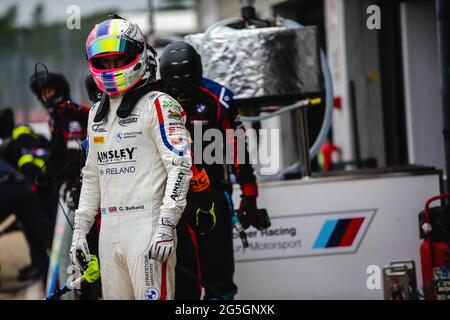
top-left (84, 70), bottom-right (102, 103)
top-left (29, 71), bottom-right (70, 108)
top-left (159, 41), bottom-right (202, 91)
top-left (0, 108), bottom-right (14, 139)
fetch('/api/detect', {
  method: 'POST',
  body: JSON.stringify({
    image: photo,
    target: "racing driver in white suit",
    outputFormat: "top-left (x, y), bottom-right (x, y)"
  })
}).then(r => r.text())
top-left (70, 16), bottom-right (192, 300)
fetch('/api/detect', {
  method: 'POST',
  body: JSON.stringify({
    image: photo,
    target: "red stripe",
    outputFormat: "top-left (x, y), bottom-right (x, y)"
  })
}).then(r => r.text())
top-left (234, 129), bottom-right (240, 176)
top-left (63, 131), bottom-right (70, 145)
top-left (339, 217), bottom-right (365, 247)
top-left (80, 104), bottom-right (91, 114)
top-left (154, 97), bottom-right (164, 124)
top-left (199, 86), bottom-right (221, 124)
top-left (95, 214), bottom-right (101, 235)
top-left (160, 261), bottom-right (167, 300)
top-left (186, 224), bottom-right (203, 294)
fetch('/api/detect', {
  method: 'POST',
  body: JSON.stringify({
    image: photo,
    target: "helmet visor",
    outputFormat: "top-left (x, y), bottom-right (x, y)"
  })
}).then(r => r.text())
top-left (87, 35), bottom-right (140, 60)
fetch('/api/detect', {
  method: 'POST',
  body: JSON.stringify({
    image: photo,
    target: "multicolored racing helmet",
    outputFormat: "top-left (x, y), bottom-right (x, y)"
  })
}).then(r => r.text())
top-left (86, 17), bottom-right (156, 94)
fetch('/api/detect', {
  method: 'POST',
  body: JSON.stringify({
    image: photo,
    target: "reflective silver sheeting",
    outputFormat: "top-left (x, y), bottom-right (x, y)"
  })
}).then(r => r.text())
top-left (185, 26), bottom-right (322, 103)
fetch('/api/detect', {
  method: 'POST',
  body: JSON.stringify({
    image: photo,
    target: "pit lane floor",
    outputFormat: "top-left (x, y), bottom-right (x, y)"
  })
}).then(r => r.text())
top-left (0, 227), bottom-right (43, 300)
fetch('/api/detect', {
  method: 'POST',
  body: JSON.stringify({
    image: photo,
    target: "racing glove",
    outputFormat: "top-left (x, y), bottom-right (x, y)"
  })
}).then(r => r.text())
top-left (237, 181), bottom-right (267, 230)
top-left (70, 229), bottom-right (91, 272)
top-left (83, 254), bottom-right (101, 283)
top-left (238, 197), bottom-right (271, 231)
top-left (237, 195), bottom-right (258, 230)
top-left (64, 183), bottom-right (81, 211)
top-left (149, 215), bottom-right (176, 262)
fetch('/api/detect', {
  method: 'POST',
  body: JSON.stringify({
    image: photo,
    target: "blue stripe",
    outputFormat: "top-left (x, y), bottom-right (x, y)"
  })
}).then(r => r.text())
top-left (81, 139), bottom-right (89, 159)
top-left (97, 21), bottom-right (110, 36)
top-left (313, 219), bottom-right (338, 249)
top-left (102, 72), bottom-right (114, 84)
top-left (223, 190), bottom-right (234, 215)
top-left (105, 86), bottom-right (116, 93)
top-left (102, 72), bottom-right (114, 80)
top-left (159, 124), bottom-right (185, 156)
top-left (47, 264), bottom-right (59, 295)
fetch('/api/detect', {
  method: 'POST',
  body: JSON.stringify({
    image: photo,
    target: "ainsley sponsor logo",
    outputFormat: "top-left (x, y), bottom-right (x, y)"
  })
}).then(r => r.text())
top-left (97, 147), bottom-right (136, 164)
top-left (170, 171), bottom-right (186, 201)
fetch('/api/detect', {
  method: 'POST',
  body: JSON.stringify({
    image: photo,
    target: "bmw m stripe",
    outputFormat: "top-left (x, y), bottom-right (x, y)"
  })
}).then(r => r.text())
top-left (313, 217), bottom-right (365, 249)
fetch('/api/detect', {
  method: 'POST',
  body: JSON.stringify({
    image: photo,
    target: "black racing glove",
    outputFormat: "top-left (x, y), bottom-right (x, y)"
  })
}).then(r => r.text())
top-left (237, 195), bottom-right (258, 230)
top-left (237, 196), bottom-right (271, 231)
top-left (64, 181), bottom-right (81, 210)
top-left (237, 181), bottom-right (270, 231)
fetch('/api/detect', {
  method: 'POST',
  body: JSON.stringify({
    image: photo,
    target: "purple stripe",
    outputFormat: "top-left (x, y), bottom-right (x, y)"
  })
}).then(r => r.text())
top-left (97, 20), bottom-right (110, 37)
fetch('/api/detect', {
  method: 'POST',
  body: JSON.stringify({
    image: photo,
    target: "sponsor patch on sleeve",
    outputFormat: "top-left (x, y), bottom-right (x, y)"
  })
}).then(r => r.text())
top-left (154, 96), bottom-right (187, 156)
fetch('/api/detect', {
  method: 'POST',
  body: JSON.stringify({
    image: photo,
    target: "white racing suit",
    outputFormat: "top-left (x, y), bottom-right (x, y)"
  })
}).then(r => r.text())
top-left (73, 91), bottom-right (192, 299)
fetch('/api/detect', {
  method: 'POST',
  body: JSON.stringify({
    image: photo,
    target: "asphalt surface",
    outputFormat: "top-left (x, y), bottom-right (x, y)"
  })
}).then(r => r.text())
top-left (0, 227), bottom-right (43, 300)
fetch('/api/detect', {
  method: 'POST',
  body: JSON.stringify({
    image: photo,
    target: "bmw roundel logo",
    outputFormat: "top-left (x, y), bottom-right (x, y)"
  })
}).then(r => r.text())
top-left (116, 132), bottom-right (124, 142)
top-left (196, 104), bottom-right (207, 113)
top-left (145, 287), bottom-right (159, 300)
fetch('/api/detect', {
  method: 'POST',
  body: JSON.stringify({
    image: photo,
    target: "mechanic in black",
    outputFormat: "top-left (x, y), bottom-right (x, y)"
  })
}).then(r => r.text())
top-left (29, 71), bottom-right (90, 212)
top-left (0, 158), bottom-right (52, 281)
top-left (0, 108), bottom-right (54, 220)
top-left (0, 107), bottom-right (55, 280)
top-left (159, 41), bottom-right (261, 300)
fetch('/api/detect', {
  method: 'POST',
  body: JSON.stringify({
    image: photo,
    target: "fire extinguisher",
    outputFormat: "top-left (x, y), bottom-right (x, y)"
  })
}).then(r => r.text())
top-left (419, 193), bottom-right (450, 300)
